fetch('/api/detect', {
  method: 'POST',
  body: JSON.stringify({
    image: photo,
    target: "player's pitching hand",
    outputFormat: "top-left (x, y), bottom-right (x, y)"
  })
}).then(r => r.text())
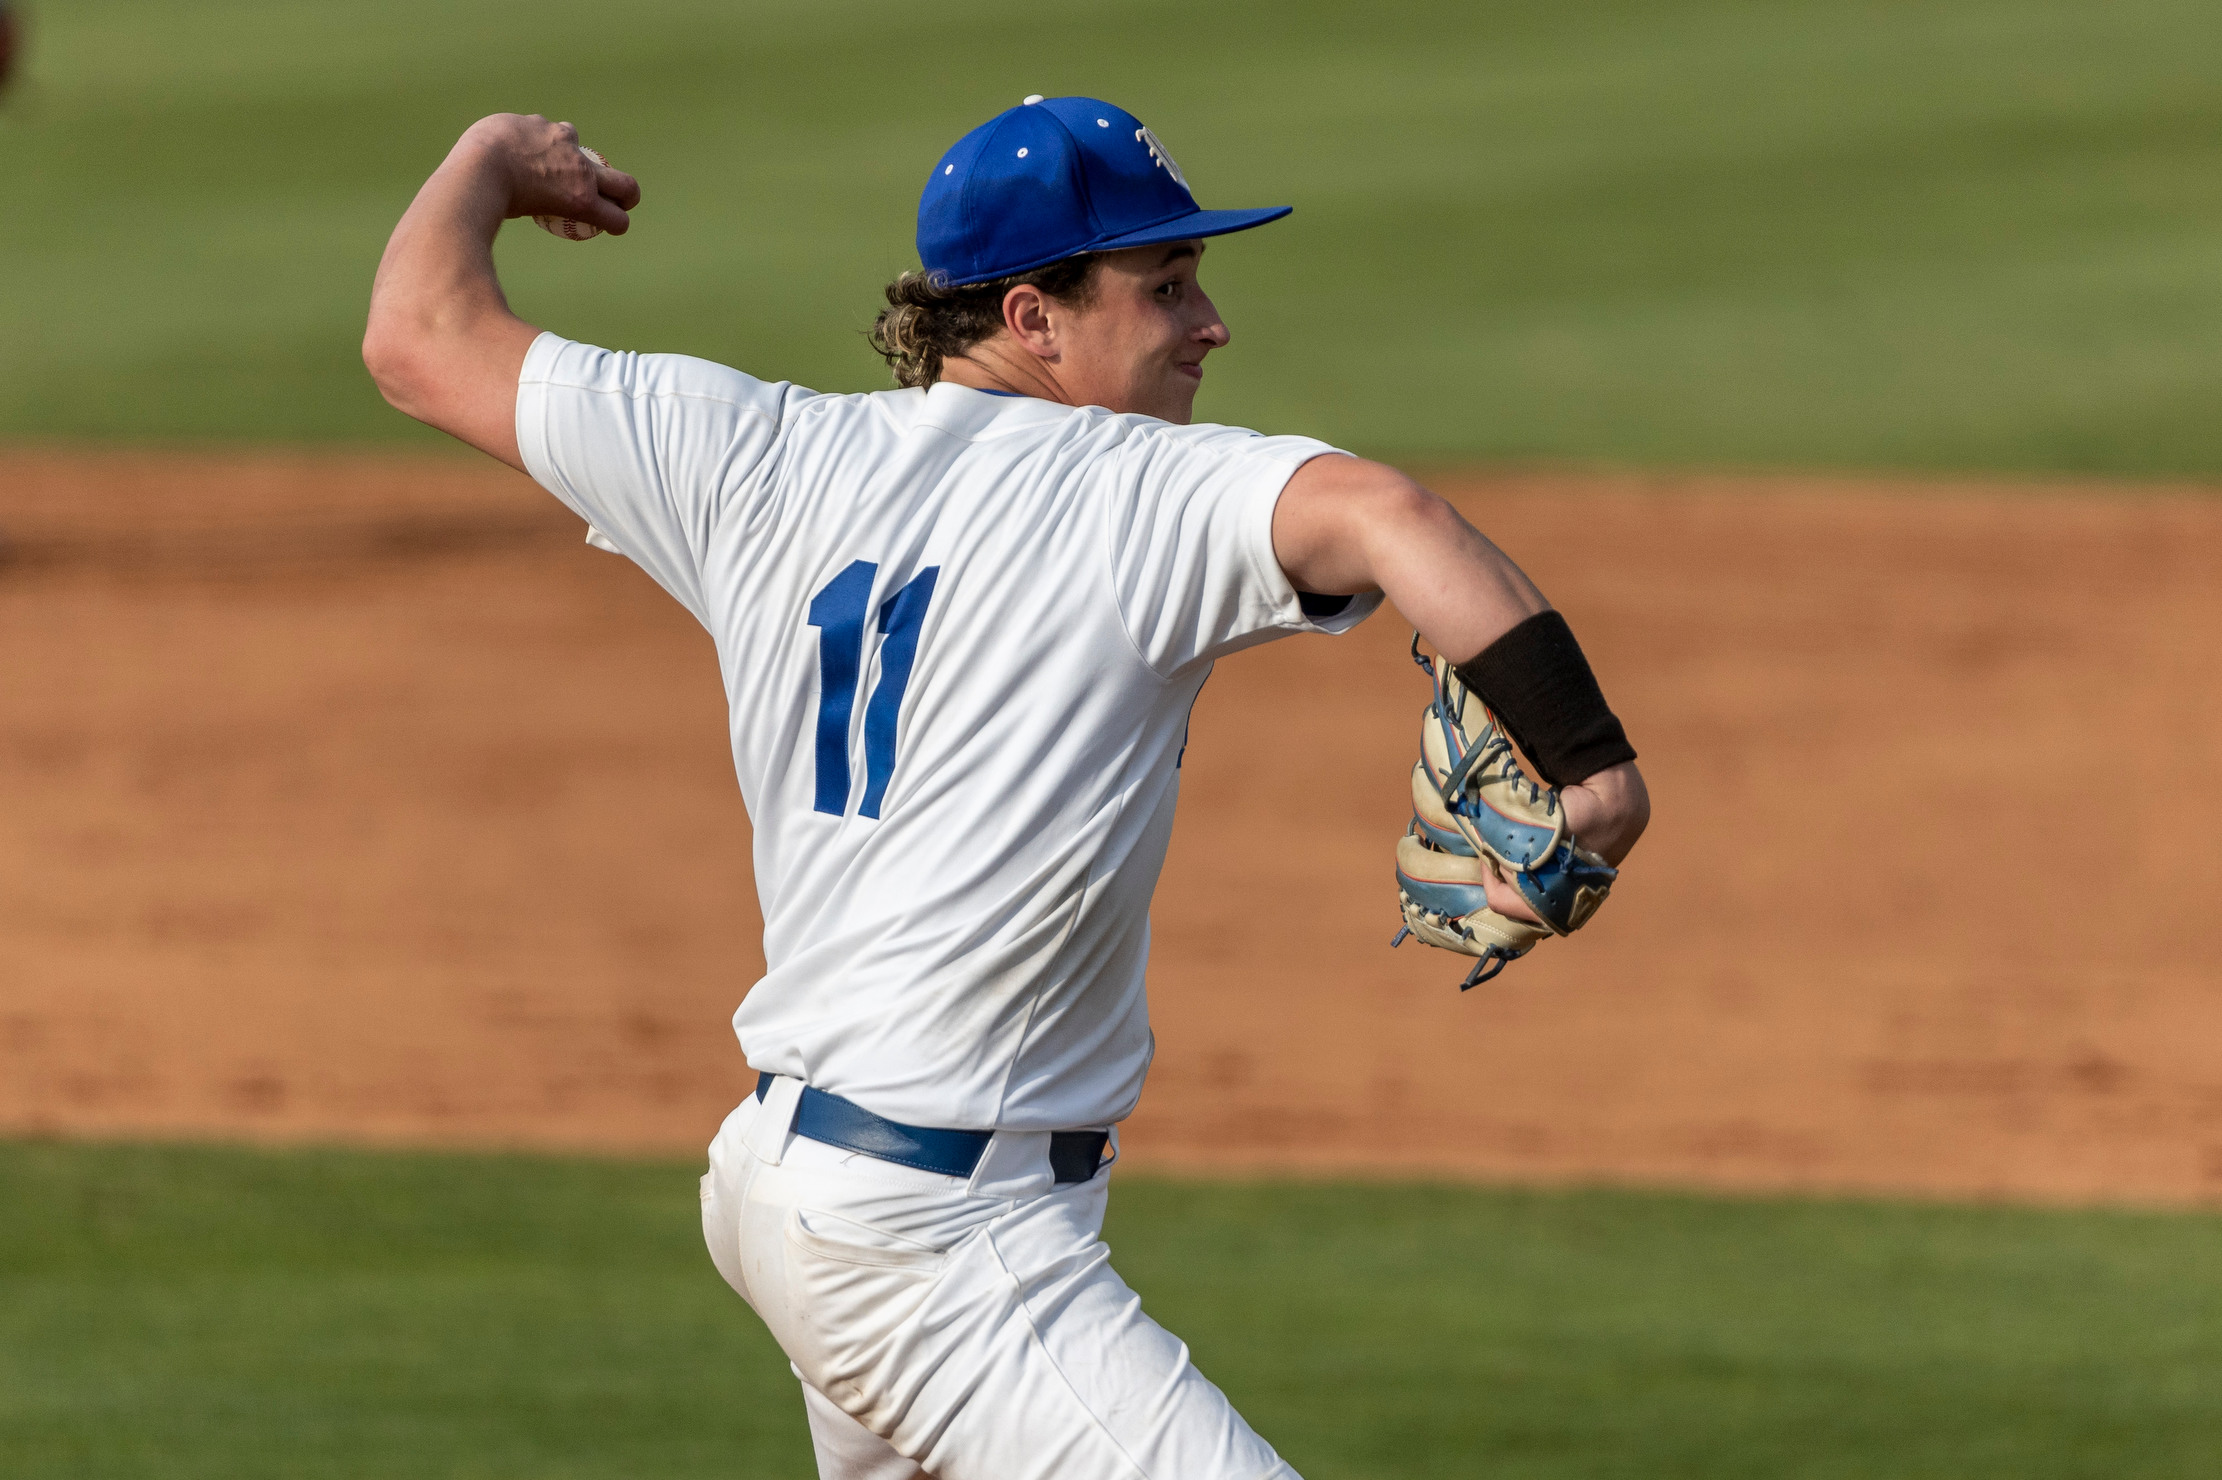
top-left (463, 113), bottom-right (641, 237)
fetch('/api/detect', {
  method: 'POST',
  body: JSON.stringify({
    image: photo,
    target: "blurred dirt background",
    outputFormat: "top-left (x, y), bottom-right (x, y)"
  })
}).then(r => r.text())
top-left (5, 450), bottom-right (2219, 1203)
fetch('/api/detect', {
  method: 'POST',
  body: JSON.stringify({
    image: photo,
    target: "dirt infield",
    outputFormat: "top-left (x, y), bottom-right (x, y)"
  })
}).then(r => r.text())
top-left (5, 450), bottom-right (2220, 1204)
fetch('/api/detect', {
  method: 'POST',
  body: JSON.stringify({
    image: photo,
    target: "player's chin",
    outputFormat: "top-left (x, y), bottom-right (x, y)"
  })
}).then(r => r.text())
top-left (1157, 367), bottom-right (1204, 424)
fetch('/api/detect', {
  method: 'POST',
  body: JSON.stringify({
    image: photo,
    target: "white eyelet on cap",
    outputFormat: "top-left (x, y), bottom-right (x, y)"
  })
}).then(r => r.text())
top-left (944, 164), bottom-right (953, 174)
top-left (1022, 94), bottom-right (1044, 105)
top-left (1016, 147), bottom-right (1029, 158)
top-left (1097, 119), bottom-right (1109, 127)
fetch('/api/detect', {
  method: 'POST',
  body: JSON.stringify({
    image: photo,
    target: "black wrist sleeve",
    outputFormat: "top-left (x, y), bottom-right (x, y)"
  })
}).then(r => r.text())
top-left (1452, 611), bottom-right (1635, 787)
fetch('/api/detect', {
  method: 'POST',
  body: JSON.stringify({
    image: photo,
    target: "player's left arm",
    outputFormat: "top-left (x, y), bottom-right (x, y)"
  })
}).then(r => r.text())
top-left (363, 114), bottom-right (640, 470)
top-left (1272, 453), bottom-right (1650, 868)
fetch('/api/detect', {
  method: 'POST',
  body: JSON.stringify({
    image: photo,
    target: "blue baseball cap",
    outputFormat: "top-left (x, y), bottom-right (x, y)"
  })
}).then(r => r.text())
top-left (918, 96), bottom-right (1291, 287)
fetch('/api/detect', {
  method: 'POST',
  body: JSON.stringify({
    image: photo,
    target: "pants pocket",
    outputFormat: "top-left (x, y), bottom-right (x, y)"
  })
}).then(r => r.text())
top-left (789, 1207), bottom-right (950, 1269)
top-left (782, 1207), bottom-right (955, 1429)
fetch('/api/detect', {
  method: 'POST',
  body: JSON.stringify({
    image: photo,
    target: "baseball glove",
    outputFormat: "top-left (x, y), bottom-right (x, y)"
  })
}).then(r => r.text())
top-left (1392, 637), bottom-right (1617, 988)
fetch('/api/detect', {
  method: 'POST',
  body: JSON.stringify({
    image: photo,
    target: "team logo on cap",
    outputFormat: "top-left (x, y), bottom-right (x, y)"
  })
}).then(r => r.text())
top-left (1134, 126), bottom-right (1188, 189)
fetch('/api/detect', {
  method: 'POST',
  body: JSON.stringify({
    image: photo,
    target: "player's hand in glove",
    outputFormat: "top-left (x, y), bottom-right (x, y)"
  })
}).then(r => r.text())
top-left (1264, 454), bottom-right (1644, 990)
top-left (1393, 637), bottom-right (1623, 989)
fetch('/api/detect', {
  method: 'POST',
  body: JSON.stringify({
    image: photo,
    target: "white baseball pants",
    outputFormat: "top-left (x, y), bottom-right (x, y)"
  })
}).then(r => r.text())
top-left (699, 1080), bottom-right (1301, 1480)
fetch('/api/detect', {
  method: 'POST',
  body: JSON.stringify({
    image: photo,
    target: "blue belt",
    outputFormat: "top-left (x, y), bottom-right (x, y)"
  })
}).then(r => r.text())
top-left (755, 1074), bottom-right (1109, 1184)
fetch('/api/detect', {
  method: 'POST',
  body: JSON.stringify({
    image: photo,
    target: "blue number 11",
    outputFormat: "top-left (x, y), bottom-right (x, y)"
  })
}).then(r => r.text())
top-left (807, 560), bottom-right (939, 818)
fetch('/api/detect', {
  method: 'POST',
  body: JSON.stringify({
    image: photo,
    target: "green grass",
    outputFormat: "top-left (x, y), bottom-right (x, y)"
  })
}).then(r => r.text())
top-left (5, 1142), bottom-right (2222, 1478)
top-left (6, 0), bottom-right (2222, 473)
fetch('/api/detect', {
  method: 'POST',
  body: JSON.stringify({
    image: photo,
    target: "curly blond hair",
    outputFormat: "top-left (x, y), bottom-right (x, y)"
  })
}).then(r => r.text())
top-left (869, 255), bottom-right (1101, 388)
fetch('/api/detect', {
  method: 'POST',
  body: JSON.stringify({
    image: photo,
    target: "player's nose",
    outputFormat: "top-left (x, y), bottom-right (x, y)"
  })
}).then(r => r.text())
top-left (1192, 291), bottom-right (1230, 349)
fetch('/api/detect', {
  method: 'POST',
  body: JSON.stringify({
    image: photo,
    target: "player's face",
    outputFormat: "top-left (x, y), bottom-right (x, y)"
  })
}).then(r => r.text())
top-left (1057, 241), bottom-right (1230, 424)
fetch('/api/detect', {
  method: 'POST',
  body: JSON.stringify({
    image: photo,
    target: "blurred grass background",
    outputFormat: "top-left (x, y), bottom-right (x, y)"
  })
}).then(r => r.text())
top-left (7, 0), bottom-right (2222, 470)
top-left (7, 1142), bottom-right (2222, 1480)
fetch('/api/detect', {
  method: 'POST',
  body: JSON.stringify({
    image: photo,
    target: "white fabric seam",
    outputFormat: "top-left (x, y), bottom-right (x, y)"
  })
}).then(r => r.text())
top-left (986, 1226), bottom-right (1155, 1480)
top-left (1093, 435), bottom-right (1257, 687)
top-left (988, 776), bottom-right (1128, 1125)
top-left (518, 376), bottom-right (786, 423)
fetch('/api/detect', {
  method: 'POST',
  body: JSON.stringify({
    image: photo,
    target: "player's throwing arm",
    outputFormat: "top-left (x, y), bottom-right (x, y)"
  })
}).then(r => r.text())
top-left (363, 114), bottom-right (639, 469)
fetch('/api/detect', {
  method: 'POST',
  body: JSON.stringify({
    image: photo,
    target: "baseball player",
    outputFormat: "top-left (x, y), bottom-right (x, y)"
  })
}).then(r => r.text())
top-left (365, 97), bottom-right (1647, 1479)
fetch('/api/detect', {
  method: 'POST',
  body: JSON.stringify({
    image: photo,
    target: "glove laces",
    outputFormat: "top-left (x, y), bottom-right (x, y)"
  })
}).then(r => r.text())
top-left (1411, 635), bottom-right (1568, 871)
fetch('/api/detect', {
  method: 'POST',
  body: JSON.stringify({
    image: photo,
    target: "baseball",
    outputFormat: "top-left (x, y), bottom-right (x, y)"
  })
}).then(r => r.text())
top-left (534, 146), bottom-right (610, 240)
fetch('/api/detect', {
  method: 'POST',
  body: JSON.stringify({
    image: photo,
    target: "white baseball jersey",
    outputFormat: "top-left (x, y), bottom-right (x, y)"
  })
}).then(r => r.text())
top-left (517, 332), bottom-right (1381, 1131)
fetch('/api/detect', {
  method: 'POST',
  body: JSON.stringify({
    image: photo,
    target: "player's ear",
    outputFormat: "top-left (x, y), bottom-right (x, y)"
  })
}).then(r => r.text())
top-left (1001, 284), bottom-right (1059, 359)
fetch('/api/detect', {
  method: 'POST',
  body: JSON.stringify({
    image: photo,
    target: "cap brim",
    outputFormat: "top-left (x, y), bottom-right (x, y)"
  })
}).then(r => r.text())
top-left (936, 206), bottom-right (1294, 285)
top-left (1090, 205), bottom-right (1292, 255)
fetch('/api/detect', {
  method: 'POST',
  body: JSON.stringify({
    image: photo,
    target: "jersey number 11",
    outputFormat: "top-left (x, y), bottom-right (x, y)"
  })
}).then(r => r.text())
top-left (807, 559), bottom-right (940, 819)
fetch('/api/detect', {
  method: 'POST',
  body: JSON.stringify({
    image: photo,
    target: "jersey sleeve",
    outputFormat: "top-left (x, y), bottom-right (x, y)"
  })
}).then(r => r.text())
top-left (514, 332), bottom-right (793, 623)
top-left (1103, 424), bottom-right (1385, 677)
